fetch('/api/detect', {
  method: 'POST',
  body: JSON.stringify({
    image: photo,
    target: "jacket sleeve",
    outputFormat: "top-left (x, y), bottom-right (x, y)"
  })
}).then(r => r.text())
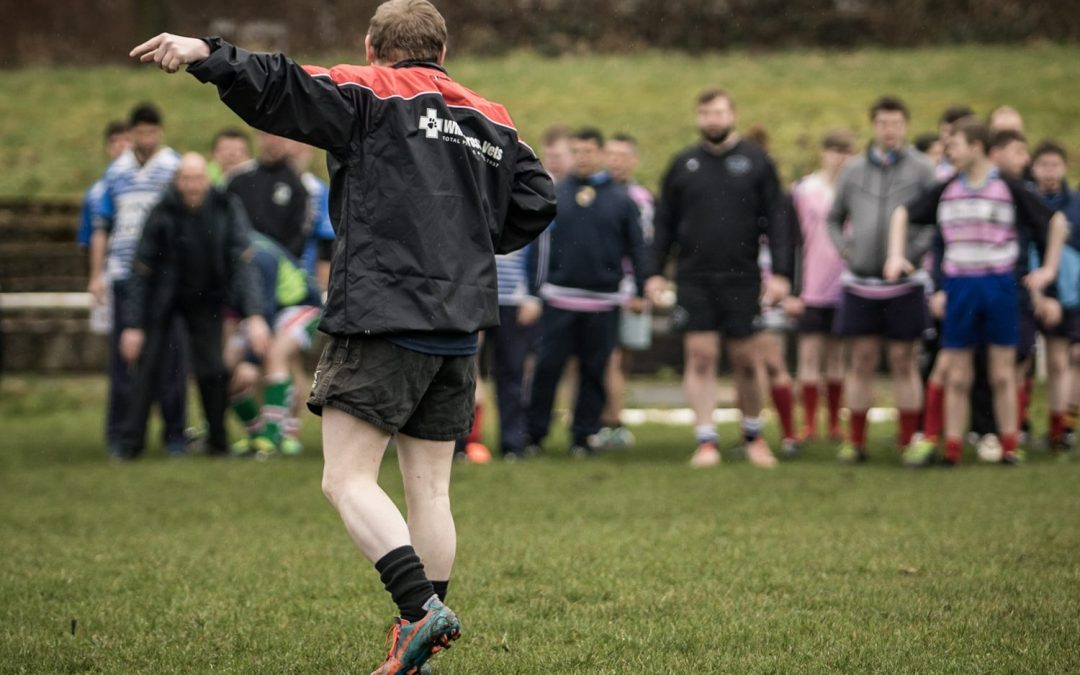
top-left (187, 38), bottom-right (357, 156)
top-left (527, 228), bottom-right (551, 296)
top-left (126, 204), bottom-right (166, 330)
top-left (623, 196), bottom-right (647, 297)
top-left (826, 168), bottom-right (851, 260)
top-left (225, 196), bottom-right (266, 320)
top-left (904, 181), bottom-right (948, 262)
top-left (650, 159), bottom-right (681, 277)
top-left (761, 161), bottom-right (794, 280)
top-left (497, 144), bottom-right (557, 254)
top-left (786, 190), bottom-right (805, 297)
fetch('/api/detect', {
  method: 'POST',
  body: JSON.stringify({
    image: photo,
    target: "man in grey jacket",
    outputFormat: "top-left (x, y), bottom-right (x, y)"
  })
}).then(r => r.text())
top-left (827, 95), bottom-right (936, 463)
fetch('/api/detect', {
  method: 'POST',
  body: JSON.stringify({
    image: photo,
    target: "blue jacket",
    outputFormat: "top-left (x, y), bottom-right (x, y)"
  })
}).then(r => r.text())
top-left (533, 172), bottom-right (646, 296)
top-left (1033, 182), bottom-right (1080, 309)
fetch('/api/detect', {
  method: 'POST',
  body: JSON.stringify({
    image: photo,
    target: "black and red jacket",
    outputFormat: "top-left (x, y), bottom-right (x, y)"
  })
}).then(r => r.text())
top-left (188, 38), bottom-right (557, 337)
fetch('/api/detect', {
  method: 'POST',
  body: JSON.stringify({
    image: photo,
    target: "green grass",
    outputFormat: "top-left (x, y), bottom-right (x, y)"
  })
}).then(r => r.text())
top-left (3, 45), bottom-right (1080, 198)
top-left (2, 375), bottom-right (1079, 673)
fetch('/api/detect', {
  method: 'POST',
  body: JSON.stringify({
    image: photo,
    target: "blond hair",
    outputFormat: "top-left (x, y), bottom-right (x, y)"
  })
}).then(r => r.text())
top-left (368, 0), bottom-right (447, 63)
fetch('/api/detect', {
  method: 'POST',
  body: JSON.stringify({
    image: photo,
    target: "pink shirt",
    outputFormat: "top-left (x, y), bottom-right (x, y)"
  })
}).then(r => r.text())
top-left (792, 173), bottom-right (845, 307)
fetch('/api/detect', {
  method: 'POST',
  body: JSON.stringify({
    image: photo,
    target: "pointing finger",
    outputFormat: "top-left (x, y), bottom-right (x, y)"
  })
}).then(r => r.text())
top-left (129, 33), bottom-right (166, 59)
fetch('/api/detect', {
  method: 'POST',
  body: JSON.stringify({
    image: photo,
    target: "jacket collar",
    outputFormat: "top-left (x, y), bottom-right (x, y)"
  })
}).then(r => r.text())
top-left (393, 59), bottom-right (448, 74)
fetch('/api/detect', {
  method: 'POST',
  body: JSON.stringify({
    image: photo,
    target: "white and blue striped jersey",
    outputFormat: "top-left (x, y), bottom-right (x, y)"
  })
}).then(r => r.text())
top-left (93, 147), bottom-right (181, 281)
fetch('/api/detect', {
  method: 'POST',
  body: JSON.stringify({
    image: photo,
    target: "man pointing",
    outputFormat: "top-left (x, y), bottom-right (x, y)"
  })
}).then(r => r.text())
top-left (131, 2), bottom-right (557, 673)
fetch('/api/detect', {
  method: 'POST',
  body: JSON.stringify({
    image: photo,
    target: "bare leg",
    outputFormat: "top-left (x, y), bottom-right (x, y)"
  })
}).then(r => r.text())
top-left (943, 348), bottom-right (974, 441)
top-left (1046, 337), bottom-right (1070, 415)
top-left (728, 336), bottom-right (763, 417)
top-left (798, 334), bottom-right (825, 384)
top-left (888, 339), bottom-right (923, 411)
top-left (602, 347), bottom-right (625, 427)
top-left (683, 332), bottom-right (720, 427)
top-left (847, 337), bottom-right (882, 412)
top-left (989, 345), bottom-right (1018, 437)
top-left (320, 408), bottom-right (408, 563)
top-left (824, 337), bottom-right (846, 381)
top-left (397, 433), bottom-right (457, 581)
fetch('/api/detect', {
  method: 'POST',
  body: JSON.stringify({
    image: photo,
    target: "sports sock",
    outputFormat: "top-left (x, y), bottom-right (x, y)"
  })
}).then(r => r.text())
top-left (799, 382), bottom-right (819, 437)
top-left (1001, 432), bottom-right (1019, 458)
top-left (923, 382), bottom-right (945, 441)
top-left (1018, 380), bottom-right (1032, 430)
top-left (1050, 411), bottom-right (1066, 444)
top-left (826, 380), bottom-right (844, 432)
top-left (770, 384), bottom-right (795, 440)
top-left (375, 546), bottom-right (436, 622)
top-left (283, 416), bottom-right (301, 439)
top-left (695, 424), bottom-right (717, 446)
top-left (1065, 404), bottom-right (1078, 435)
top-left (944, 437), bottom-right (963, 464)
top-left (898, 409), bottom-right (920, 446)
top-left (849, 409), bottom-right (868, 448)
top-left (230, 394), bottom-right (263, 436)
top-left (742, 415), bottom-right (764, 444)
top-left (466, 403), bottom-right (483, 445)
top-left (258, 375), bottom-right (293, 445)
top-left (431, 580), bottom-right (450, 603)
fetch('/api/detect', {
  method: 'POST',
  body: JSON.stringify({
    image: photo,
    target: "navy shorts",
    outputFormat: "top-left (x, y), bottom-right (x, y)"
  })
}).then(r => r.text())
top-left (942, 274), bottom-right (1019, 349)
top-left (798, 305), bottom-right (838, 335)
top-left (1040, 309), bottom-right (1080, 344)
top-left (835, 284), bottom-right (927, 341)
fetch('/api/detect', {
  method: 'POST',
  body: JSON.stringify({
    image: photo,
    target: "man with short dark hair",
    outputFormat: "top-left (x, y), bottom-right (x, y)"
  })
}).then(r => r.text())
top-left (647, 87), bottom-right (793, 469)
top-left (130, 1), bottom-right (556, 670)
top-left (527, 127), bottom-right (646, 456)
top-left (77, 121), bottom-right (130, 249)
top-left (208, 127), bottom-right (251, 184)
top-left (89, 102), bottom-right (187, 459)
top-left (827, 95), bottom-right (937, 463)
top-left (887, 119), bottom-right (1066, 466)
top-left (540, 124), bottom-right (573, 182)
top-left (227, 131), bottom-right (309, 259)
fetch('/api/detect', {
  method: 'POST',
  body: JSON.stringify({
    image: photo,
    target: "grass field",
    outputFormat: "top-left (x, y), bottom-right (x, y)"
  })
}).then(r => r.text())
top-left (2, 375), bottom-right (1079, 673)
top-left (2, 45), bottom-right (1080, 198)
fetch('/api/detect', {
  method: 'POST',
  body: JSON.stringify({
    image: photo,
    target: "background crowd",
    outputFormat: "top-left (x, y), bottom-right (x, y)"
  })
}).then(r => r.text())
top-left (81, 89), bottom-right (1080, 469)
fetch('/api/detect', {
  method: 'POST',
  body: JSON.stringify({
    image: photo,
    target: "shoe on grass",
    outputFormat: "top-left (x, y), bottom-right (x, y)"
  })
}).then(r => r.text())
top-left (689, 441), bottom-right (721, 468)
top-left (902, 438), bottom-right (938, 468)
top-left (280, 436), bottom-right (304, 456)
top-left (745, 438), bottom-right (778, 469)
top-left (836, 442), bottom-right (868, 464)
top-left (1001, 449), bottom-right (1026, 466)
top-left (781, 437), bottom-right (801, 459)
top-left (371, 598), bottom-right (461, 675)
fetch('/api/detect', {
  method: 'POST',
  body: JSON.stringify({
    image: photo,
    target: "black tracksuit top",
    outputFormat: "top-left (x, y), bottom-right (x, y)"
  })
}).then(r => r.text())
top-left (652, 139), bottom-right (793, 284)
top-left (188, 38), bottom-right (557, 337)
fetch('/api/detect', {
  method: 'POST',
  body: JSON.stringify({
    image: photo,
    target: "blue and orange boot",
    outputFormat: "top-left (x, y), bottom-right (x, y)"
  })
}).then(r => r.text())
top-left (371, 598), bottom-right (461, 675)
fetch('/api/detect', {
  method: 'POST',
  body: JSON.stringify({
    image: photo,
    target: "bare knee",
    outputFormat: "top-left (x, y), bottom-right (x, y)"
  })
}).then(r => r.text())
top-left (887, 343), bottom-right (916, 376)
top-left (686, 350), bottom-right (718, 378)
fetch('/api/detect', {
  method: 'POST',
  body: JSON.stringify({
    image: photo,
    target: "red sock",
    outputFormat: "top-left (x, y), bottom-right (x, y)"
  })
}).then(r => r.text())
top-left (827, 380), bottom-right (844, 432)
top-left (799, 382), bottom-right (819, 437)
top-left (945, 437), bottom-right (963, 464)
top-left (1001, 432), bottom-right (1018, 457)
top-left (924, 382), bottom-right (945, 441)
top-left (1050, 411), bottom-right (1066, 444)
top-left (849, 409), bottom-right (868, 448)
top-left (771, 384), bottom-right (795, 440)
top-left (467, 404), bottom-right (483, 444)
top-left (899, 410), bottom-right (920, 446)
top-left (1019, 381), bottom-right (1031, 429)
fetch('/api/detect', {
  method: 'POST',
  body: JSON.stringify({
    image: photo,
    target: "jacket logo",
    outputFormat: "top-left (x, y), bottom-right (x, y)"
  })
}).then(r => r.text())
top-left (418, 108), bottom-right (504, 167)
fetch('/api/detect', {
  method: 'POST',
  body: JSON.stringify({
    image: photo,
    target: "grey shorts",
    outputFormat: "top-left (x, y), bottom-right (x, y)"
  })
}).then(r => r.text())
top-left (307, 336), bottom-right (476, 441)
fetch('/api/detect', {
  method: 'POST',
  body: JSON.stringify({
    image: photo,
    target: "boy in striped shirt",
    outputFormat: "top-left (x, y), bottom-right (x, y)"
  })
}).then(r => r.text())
top-left (885, 119), bottom-right (1066, 465)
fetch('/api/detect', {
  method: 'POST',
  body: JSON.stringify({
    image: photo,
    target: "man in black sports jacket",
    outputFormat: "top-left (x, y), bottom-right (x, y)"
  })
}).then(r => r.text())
top-left (130, 2), bottom-right (556, 672)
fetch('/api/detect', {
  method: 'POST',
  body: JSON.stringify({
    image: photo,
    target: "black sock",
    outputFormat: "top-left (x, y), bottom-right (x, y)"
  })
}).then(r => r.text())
top-left (431, 580), bottom-right (449, 603)
top-left (375, 546), bottom-right (435, 622)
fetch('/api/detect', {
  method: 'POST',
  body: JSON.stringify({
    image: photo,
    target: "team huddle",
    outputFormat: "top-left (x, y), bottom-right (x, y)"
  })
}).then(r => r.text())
top-left (115, 0), bottom-right (1077, 672)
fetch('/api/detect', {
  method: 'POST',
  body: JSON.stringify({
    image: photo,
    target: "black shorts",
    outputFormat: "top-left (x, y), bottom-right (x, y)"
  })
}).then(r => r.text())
top-left (671, 278), bottom-right (761, 338)
top-left (835, 285), bottom-right (927, 341)
top-left (1040, 309), bottom-right (1080, 344)
top-left (798, 306), bottom-right (838, 335)
top-left (307, 336), bottom-right (476, 441)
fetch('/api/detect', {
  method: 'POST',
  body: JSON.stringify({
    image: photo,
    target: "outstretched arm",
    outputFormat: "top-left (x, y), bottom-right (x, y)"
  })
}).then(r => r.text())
top-left (130, 34), bottom-right (356, 154)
